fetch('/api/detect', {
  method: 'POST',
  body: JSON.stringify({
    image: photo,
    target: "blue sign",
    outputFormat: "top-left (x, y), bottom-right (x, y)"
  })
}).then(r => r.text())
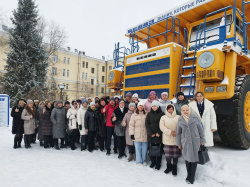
top-left (0, 94), bottom-right (10, 126)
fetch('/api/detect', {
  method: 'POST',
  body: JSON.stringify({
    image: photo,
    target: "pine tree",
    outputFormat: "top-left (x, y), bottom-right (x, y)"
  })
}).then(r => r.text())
top-left (3, 0), bottom-right (47, 105)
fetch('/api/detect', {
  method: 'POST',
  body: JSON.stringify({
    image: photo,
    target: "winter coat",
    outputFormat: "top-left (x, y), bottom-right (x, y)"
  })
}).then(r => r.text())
top-left (123, 110), bottom-right (135, 145)
top-left (77, 105), bottom-right (88, 135)
top-left (176, 113), bottom-right (206, 162)
top-left (174, 98), bottom-right (189, 115)
top-left (129, 111), bottom-right (147, 142)
top-left (11, 101), bottom-right (24, 134)
top-left (67, 107), bottom-right (79, 130)
top-left (96, 105), bottom-right (106, 137)
top-left (145, 107), bottom-right (164, 143)
top-left (144, 97), bottom-right (159, 113)
top-left (189, 99), bottom-right (217, 147)
top-left (84, 107), bottom-right (98, 132)
top-left (37, 107), bottom-right (53, 135)
top-left (112, 107), bottom-right (128, 136)
top-left (125, 99), bottom-right (132, 108)
top-left (101, 103), bottom-right (118, 127)
top-left (21, 105), bottom-right (36, 135)
top-left (50, 105), bottom-right (66, 139)
top-left (160, 104), bottom-right (180, 145)
top-left (159, 98), bottom-right (172, 114)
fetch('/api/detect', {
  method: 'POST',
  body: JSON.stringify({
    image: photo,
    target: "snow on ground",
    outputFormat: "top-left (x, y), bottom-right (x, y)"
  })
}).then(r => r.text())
top-left (0, 123), bottom-right (250, 186)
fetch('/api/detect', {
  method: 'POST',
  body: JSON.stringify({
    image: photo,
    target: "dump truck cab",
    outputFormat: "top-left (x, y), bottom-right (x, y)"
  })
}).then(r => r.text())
top-left (108, 0), bottom-right (250, 149)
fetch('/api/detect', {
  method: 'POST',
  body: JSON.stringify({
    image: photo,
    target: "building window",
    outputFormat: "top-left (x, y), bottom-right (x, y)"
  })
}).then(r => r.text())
top-left (64, 57), bottom-right (66, 63)
top-left (67, 70), bottom-right (69, 77)
top-left (66, 84), bottom-right (69, 90)
top-left (102, 66), bottom-right (105, 72)
top-left (91, 79), bottom-right (94, 85)
top-left (52, 67), bottom-right (57, 75)
top-left (63, 69), bottom-right (65, 76)
top-left (52, 55), bottom-right (58, 62)
top-left (91, 88), bottom-right (94, 94)
top-left (109, 66), bottom-right (112, 71)
top-left (82, 61), bottom-right (85, 68)
top-left (102, 76), bottom-right (105, 83)
top-left (85, 86), bottom-right (88, 91)
top-left (101, 87), bottom-right (104, 93)
top-left (81, 85), bottom-right (83, 91)
top-left (51, 82), bottom-right (56, 89)
top-left (86, 62), bottom-right (88, 68)
top-left (67, 58), bottom-right (70, 64)
top-left (85, 73), bottom-right (88, 80)
top-left (91, 68), bottom-right (95, 74)
top-left (66, 95), bottom-right (68, 101)
top-left (82, 72), bottom-right (84, 79)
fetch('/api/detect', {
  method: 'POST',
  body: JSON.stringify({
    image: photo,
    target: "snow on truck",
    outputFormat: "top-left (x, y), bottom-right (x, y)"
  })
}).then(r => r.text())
top-left (107, 0), bottom-right (250, 149)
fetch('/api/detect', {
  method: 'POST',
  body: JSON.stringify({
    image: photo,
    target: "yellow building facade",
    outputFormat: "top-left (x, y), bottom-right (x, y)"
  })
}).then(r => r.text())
top-left (0, 25), bottom-right (114, 102)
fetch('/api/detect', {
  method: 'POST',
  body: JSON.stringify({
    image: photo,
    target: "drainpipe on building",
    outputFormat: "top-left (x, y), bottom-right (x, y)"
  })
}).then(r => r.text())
top-left (96, 64), bottom-right (99, 97)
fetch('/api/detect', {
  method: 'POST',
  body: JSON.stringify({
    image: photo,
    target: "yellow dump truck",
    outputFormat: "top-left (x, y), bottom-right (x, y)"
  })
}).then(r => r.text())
top-left (107, 0), bottom-right (250, 149)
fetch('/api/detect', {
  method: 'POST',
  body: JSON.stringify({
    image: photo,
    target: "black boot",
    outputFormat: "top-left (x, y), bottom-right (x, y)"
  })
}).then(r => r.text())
top-left (18, 135), bottom-right (23, 148)
top-left (54, 139), bottom-right (60, 150)
top-left (172, 164), bottom-right (177, 176)
top-left (49, 136), bottom-right (54, 148)
top-left (27, 135), bottom-right (32, 148)
top-left (40, 141), bottom-right (44, 147)
top-left (150, 156), bottom-right (156, 168)
top-left (44, 136), bottom-right (49, 149)
top-left (13, 137), bottom-right (18, 149)
top-left (155, 156), bottom-right (162, 170)
top-left (81, 135), bottom-right (87, 151)
top-left (164, 163), bottom-right (172, 174)
top-left (71, 135), bottom-right (77, 150)
top-left (106, 150), bottom-right (110, 156)
top-left (24, 135), bottom-right (28, 149)
top-left (60, 138), bottom-right (66, 148)
top-left (189, 162), bottom-right (197, 184)
top-left (185, 161), bottom-right (191, 182)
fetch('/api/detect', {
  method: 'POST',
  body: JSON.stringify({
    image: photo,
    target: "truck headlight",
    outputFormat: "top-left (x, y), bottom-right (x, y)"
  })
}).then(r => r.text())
top-left (198, 51), bottom-right (215, 68)
top-left (205, 87), bottom-right (214, 93)
top-left (217, 86), bottom-right (227, 92)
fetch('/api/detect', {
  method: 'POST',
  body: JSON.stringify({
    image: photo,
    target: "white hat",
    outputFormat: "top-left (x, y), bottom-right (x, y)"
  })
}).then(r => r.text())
top-left (132, 93), bottom-right (138, 98)
top-left (137, 102), bottom-right (144, 107)
top-left (90, 102), bottom-right (95, 106)
top-left (114, 95), bottom-right (120, 99)
top-left (161, 92), bottom-right (169, 96)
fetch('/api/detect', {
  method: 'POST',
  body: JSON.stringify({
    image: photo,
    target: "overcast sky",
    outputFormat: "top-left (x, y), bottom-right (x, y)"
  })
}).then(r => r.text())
top-left (0, 0), bottom-right (187, 60)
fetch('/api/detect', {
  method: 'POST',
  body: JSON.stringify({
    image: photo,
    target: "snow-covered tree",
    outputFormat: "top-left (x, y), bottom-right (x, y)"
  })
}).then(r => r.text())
top-left (3, 0), bottom-right (48, 105)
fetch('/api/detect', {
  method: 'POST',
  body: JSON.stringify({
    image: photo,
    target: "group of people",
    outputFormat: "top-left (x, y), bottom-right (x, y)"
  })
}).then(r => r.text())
top-left (11, 91), bottom-right (217, 184)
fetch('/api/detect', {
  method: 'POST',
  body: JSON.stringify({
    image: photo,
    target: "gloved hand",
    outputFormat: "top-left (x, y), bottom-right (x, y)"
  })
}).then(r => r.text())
top-left (131, 135), bottom-right (135, 140)
top-left (79, 125), bottom-right (82, 130)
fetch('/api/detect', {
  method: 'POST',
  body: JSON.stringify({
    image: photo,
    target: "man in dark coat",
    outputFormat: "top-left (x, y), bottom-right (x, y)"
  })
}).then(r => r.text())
top-left (112, 99), bottom-right (128, 159)
top-left (11, 99), bottom-right (26, 149)
top-left (145, 100), bottom-right (164, 170)
top-left (84, 102), bottom-right (98, 152)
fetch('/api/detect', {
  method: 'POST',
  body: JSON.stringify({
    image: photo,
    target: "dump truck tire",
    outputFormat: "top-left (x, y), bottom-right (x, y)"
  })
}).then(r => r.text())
top-left (218, 75), bottom-right (250, 149)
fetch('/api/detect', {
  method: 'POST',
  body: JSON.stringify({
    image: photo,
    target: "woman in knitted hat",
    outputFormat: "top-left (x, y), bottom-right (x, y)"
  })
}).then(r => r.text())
top-left (160, 104), bottom-right (181, 176)
top-left (132, 93), bottom-right (140, 106)
top-left (129, 102), bottom-right (148, 166)
top-left (122, 102), bottom-right (136, 161)
top-left (145, 100), bottom-right (164, 170)
top-left (50, 100), bottom-right (67, 150)
top-left (21, 99), bottom-right (36, 148)
top-left (84, 102), bottom-right (98, 152)
top-left (174, 92), bottom-right (189, 115)
top-left (144, 91), bottom-right (159, 113)
top-left (159, 92), bottom-right (172, 114)
top-left (125, 92), bottom-right (132, 108)
top-left (176, 105), bottom-right (206, 184)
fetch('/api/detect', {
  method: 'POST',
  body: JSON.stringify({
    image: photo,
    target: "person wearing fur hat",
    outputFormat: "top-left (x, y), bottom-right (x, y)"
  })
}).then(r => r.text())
top-left (132, 93), bottom-right (140, 106)
top-left (50, 100), bottom-right (67, 150)
top-left (67, 100), bottom-right (79, 150)
top-left (177, 105), bottom-right (206, 184)
top-left (21, 99), bottom-right (36, 148)
top-left (84, 102), bottom-right (98, 152)
top-left (114, 95), bottom-right (120, 103)
top-left (112, 99), bottom-right (128, 159)
top-left (159, 92), bottom-right (172, 114)
top-left (160, 104), bottom-right (181, 176)
top-left (11, 99), bottom-right (26, 149)
top-left (101, 97), bottom-right (118, 155)
top-left (129, 102), bottom-right (148, 166)
top-left (124, 92), bottom-right (132, 108)
top-left (144, 91), bottom-right (159, 113)
top-left (95, 98), bottom-right (107, 151)
top-left (174, 92), bottom-right (189, 115)
top-left (145, 100), bottom-right (164, 170)
top-left (77, 99), bottom-right (89, 151)
top-left (87, 97), bottom-right (92, 104)
top-left (122, 102), bottom-right (136, 161)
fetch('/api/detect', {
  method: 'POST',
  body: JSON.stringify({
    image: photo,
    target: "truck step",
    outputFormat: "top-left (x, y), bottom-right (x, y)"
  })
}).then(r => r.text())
top-left (184, 56), bottom-right (197, 61)
top-left (182, 65), bottom-right (196, 69)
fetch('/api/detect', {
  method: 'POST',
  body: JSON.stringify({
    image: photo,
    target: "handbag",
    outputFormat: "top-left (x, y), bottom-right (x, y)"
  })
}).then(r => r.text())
top-left (198, 145), bottom-right (210, 165)
top-left (148, 144), bottom-right (161, 157)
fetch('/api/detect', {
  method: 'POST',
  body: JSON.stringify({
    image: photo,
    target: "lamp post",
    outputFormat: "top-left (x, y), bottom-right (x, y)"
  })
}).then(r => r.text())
top-left (58, 83), bottom-right (65, 101)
